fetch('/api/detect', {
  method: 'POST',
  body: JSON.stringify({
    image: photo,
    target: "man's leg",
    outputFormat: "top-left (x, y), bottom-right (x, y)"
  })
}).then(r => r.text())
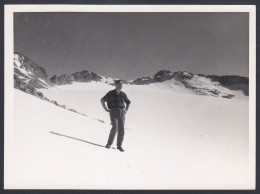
top-left (117, 110), bottom-right (125, 148)
top-left (107, 114), bottom-right (118, 146)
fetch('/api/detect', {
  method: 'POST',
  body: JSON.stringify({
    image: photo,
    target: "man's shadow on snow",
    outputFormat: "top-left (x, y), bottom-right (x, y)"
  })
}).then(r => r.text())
top-left (50, 131), bottom-right (116, 149)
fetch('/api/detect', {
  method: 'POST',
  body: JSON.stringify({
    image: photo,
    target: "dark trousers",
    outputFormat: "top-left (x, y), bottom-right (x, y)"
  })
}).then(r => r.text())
top-left (107, 109), bottom-right (125, 147)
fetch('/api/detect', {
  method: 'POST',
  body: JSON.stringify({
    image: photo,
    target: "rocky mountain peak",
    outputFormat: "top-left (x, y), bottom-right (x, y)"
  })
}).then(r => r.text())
top-left (130, 70), bottom-right (248, 98)
top-left (14, 53), bottom-right (52, 90)
top-left (13, 53), bottom-right (249, 99)
top-left (50, 70), bottom-right (103, 85)
top-left (71, 70), bottom-right (102, 82)
top-left (153, 70), bottom-right (174, 82)
top-left (174, 71), bottom-right (193, 81)
top-left (50, 74), bottom-right (72, 85)
top-left (14, 53), bottom-right (49, 81)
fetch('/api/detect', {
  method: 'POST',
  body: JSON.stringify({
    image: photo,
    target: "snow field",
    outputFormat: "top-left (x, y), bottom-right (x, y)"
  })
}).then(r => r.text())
top-left (6, 81), bottom-right (251, 189)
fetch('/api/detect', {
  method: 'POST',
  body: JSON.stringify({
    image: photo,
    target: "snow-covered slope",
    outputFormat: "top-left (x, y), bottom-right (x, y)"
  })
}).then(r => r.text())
top-left (131, 70), bottom-right (248, 98)
top-left (149, 75), bottom-right (246, 98)
top-left (6, 82), bottom-right (252, 189)
top-left (14, 53), bottom-right (53, 89)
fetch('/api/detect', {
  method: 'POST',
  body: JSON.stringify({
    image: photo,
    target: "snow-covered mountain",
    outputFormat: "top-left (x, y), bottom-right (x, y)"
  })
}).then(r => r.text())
top-left (13, 53), bottom-right (248, 99)
top-left (14, 53), bottom-right (53, 95)
top-left (130, 70), bottom-right (248, 98)
top-left (50, 71), bottom-right (126, 86)
top-left (50, 70), bottom-right (103, 85)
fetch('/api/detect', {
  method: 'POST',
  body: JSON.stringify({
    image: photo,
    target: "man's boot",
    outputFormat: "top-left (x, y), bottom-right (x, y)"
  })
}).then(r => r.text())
top-left (117, 147), bottom-right (125, 152)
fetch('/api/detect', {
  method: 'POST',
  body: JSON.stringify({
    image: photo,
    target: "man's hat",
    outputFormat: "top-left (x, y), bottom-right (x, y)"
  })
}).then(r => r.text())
top-left (114, 80), bottom-right (123, 85)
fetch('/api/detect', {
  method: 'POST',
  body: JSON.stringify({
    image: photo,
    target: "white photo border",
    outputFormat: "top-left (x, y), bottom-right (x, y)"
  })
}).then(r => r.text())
top-left (4, 4), bottom-right (256, 189)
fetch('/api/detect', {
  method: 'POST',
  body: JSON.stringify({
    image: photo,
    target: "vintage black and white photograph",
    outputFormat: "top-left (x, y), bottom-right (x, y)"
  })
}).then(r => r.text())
top-left (4, 5), bottom-right (256, 190)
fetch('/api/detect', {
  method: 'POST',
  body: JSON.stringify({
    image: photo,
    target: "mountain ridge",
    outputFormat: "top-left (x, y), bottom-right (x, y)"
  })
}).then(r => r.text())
top-left (13, 53), bottom-right (249, 99)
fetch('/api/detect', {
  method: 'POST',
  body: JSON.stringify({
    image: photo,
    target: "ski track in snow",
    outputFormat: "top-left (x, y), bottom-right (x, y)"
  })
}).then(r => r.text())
top-left (6, 82), bottom-right (251, 189)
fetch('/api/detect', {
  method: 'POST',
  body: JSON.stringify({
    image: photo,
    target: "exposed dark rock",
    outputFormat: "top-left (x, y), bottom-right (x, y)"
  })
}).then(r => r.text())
top-left (68, 109), bottom-right (77, 113)
top-left (132, 76), bottom-right (155, 85)
top-left (15, 53), bottom-right (49, 80)
top-left (206, 89), bottom-right (220, 96)
top-left (203, 75), bottom-right (249, 96)
top-left (14, 53), bottom-right (53, 89)
top-left (50, 70), bottom-right (103, 85)
top-left (173, 71), bottom-right (193, 81)
top-left (131, 70), bottom-right (174, 85)
top-left (50, 74), bottom-right (72, 85)
top-left (153, 70), bottom-right (174, 82)
top-left (71, 70), bottom-right (102, 82)
top-left (222, 94), bottom-right (235, 99)
top-left (131, 70), bottom-right (194, 85)
top-left (131, 70), bottom-right (248, 98)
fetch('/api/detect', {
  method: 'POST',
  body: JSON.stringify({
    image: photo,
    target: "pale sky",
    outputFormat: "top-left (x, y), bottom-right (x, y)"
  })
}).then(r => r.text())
top-left (14, 12), bottom-right (249, 80)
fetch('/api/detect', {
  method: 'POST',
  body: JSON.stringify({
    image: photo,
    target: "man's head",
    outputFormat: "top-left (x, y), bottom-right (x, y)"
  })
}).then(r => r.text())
top-left (115, 80), bottom-right (123, 91)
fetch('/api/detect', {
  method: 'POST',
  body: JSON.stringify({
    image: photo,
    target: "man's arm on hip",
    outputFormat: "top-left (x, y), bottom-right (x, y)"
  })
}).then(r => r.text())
top-left (101, 99), bottom-right (110, 112)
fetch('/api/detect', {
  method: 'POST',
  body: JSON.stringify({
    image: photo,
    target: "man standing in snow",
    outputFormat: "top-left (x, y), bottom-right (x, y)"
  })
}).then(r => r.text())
top-left (100, 80), bottom-right (131, 152)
